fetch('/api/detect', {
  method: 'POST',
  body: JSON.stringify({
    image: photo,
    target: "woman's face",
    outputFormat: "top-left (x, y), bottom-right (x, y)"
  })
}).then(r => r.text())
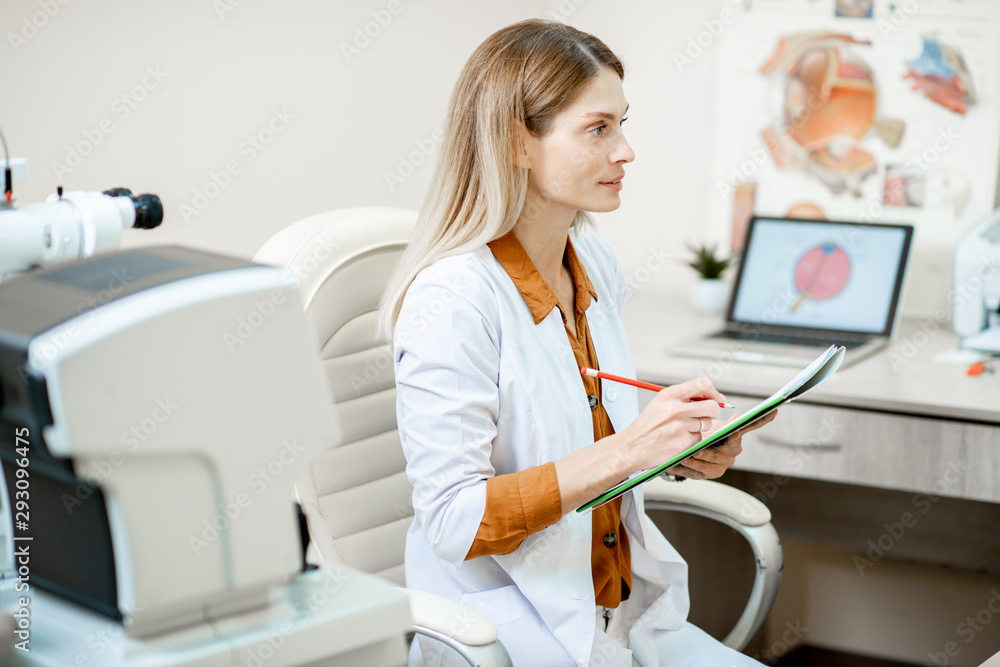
top-left (522, 66), bottom-right (634, 217)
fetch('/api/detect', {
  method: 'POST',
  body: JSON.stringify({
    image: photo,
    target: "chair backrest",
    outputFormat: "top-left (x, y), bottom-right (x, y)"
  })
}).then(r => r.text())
top-left (254, 207), bottom-right (417, 586)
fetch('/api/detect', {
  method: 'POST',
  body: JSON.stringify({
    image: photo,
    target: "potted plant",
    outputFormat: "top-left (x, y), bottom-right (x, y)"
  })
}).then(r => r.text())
top-left (687, 243), bottom-right (734, 314)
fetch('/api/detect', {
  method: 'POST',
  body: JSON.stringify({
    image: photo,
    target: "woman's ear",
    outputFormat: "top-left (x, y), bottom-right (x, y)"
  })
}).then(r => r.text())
top-left (514, 123), bottom-right (534, 170)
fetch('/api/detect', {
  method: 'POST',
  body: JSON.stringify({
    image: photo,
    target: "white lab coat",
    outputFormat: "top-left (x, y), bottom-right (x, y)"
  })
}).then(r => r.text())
top-left (394, 230), bottom-right (761, 667)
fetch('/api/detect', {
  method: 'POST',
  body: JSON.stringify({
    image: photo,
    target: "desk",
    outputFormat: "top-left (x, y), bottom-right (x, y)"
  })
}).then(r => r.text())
top-left (623, 292), bottom-right (1000, 505)
top-left (3, 566), bottom-right (411, 666)
top-left (624, 292), bottom-right (1000, 665)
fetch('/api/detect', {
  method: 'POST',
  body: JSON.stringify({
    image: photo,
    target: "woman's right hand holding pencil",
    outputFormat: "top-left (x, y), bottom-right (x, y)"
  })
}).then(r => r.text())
top-left (619, 376), bottom-right (726, 473)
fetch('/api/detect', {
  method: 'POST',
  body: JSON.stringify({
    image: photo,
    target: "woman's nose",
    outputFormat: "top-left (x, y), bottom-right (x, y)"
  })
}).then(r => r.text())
top-left (613, 136), bottom-right (635, 164)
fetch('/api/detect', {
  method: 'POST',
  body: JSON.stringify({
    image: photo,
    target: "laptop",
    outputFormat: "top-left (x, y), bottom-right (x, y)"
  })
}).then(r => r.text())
top-left (671, 216), bottom-right (914, 367)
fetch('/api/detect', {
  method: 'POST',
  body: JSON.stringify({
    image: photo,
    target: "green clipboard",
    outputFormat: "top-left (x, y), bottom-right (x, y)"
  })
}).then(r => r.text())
top-left (576, 344), bottom-right (846, 513)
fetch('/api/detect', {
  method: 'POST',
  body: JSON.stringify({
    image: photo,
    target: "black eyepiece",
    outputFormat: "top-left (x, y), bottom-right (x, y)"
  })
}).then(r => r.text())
top-left (102, 188), bottom-right (163, 230)
top-left (132, 193), bottom-right (163, 230)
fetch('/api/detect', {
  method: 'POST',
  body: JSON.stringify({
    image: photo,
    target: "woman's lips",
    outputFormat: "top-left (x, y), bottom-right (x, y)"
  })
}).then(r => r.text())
top-left (600, 175), bottom-right (624, 192)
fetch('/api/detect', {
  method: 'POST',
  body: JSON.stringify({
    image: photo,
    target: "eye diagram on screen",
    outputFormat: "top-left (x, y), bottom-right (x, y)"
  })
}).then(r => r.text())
top-left (731, 219), bottom-right (908, 333)
top-left (790, 243), bottom-right (852, 313)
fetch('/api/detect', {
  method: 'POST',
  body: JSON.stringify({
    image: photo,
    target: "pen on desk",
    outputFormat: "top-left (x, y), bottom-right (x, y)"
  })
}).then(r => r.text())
top-left (967, 360), bottom-right (994, 377)
top-left (579, 367), bottom-right (735, 409)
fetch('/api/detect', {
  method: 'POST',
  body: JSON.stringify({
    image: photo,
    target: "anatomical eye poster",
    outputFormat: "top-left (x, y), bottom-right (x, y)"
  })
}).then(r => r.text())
top-left (707, 0), bottom-right (1000, 316)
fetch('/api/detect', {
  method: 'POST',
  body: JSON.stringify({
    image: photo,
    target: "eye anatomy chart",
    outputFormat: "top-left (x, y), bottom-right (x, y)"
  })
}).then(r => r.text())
top-left (707, 0), bottom-right (1000, 316)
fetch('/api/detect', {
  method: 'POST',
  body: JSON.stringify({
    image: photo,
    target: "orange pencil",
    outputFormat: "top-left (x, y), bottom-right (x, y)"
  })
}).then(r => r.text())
top-left (580, 367), bottom-right (735, 409)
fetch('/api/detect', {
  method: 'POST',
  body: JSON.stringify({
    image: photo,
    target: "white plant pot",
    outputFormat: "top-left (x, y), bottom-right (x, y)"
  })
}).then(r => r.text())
top-left (690, 278), bottom-right (729, 314)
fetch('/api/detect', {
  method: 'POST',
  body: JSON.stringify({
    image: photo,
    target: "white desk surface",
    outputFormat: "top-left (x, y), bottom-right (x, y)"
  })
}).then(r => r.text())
top-left (5, 566), bottom-right (411, 666)
top-left (623, 292), bottom-right (1000, 426)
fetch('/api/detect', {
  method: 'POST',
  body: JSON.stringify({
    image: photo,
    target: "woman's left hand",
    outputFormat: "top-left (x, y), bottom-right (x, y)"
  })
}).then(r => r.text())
top-left (668, 410), bottom-right (778, 480)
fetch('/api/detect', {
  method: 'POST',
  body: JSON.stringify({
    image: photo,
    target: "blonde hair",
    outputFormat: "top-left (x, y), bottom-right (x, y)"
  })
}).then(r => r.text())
top-left (376, 19), bottom-right (624, 340)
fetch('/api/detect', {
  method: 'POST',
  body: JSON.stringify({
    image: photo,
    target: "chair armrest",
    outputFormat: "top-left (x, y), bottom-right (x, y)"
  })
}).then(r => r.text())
top-left (642, 477), bottom-right (771, 527)
top-left (408, 590), bottom-right (514, 667)
top-left (407, 589), bottom-right (497, 646)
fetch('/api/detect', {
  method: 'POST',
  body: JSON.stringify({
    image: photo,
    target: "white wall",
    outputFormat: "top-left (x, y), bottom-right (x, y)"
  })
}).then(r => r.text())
top-left (7, 0), bottom-right (990, 305)
top-left (0, 0), bottom-right (541, 259)
top-left (0, 0), bottom-right (738, 300)
top-left (541, 0), bottom-right (730, 298)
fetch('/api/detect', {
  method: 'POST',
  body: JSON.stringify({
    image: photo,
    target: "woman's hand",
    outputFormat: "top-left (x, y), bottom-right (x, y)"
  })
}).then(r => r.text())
top-left (554, 380), bottom-right (774, 514)
top-left (619, 376), bottom-right (726, 473)
top-left (669, 410), bottom-right (779, 480)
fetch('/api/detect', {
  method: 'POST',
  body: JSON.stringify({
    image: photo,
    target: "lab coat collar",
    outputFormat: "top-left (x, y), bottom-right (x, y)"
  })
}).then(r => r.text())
top-left (487, 231), bottom-right (599, 325)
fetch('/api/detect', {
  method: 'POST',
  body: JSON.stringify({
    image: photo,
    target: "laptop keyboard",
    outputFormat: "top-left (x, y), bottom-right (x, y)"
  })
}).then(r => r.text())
top-left (710, 329), bottom-right (871, 349)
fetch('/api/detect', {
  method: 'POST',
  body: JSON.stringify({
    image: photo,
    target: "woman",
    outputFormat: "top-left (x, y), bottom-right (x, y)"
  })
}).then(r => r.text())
top-left (378, 19), bottom-right (776, 667)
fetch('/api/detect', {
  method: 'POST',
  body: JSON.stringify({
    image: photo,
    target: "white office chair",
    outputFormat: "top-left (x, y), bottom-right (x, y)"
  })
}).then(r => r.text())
top-left (255, 208), bottom-right (511, 667)
top-left (253, 207), bottom-right (782, 661)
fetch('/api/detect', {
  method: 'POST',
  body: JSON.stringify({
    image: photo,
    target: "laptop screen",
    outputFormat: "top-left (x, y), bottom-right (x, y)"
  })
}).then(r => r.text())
top-left (728, 217), bottom-right (913, 335)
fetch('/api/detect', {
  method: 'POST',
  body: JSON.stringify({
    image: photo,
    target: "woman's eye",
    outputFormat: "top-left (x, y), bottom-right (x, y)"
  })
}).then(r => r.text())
top-left (590, 117), bottom-right (626, 136)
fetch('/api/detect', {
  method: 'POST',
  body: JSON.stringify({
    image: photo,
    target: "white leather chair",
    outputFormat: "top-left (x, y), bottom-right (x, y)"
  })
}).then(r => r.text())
top-left (253, 207), bottom-right (782, 661)
top-left (255, 208), bottom-right (512, 667)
